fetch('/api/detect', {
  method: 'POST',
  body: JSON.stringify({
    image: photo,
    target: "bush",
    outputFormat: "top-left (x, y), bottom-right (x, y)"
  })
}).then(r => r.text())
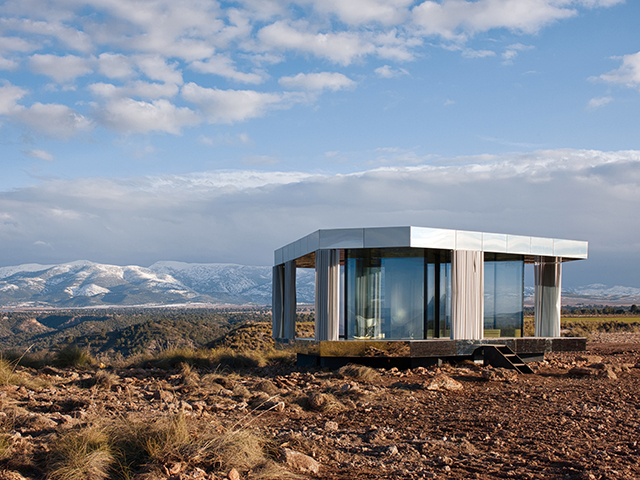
top-left (55, 345), bottom-right (94, 368)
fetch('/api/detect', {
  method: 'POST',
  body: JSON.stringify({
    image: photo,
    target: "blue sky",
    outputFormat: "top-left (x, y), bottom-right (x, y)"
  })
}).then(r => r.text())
top-left (0, 0), bottom-right (639, 287)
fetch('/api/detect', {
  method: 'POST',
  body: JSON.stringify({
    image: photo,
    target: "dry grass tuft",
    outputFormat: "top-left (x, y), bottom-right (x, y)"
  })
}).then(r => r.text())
top-left (187, 426), bottom-right (267, 472)
top-left (338, 364), bottom-right (381, 384)
top-left (55, 345), bottom-right (95, 368)
top-left (48, 424), bottom-right (113, 480)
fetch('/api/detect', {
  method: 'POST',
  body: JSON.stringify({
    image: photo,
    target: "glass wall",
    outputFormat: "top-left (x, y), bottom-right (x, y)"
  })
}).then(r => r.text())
top-left (484, 253), bottom-right (524, 337)
top-left (345, 248), bottom-right (451, 340)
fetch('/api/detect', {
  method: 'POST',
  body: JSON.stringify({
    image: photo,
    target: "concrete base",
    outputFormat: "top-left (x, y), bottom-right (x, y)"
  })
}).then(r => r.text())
top-left (294, 337), bottom-right (585, 369)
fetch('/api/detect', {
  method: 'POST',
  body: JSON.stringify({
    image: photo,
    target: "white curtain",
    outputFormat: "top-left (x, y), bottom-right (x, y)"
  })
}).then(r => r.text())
top-left (534, 258), bottom-right (562, 337)
top-left (315, 249), bottom-right (340, 341)
top-left (283, 260), bottom-right (297, 339)
top-left (451, 250), bottom-right (484, 340)
top-left (272, 264), bottom-right (285, 338)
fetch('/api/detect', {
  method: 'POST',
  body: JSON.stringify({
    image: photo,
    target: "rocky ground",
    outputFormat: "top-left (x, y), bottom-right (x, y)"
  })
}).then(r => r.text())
top-left (1, 335), bottom-right (639, 480)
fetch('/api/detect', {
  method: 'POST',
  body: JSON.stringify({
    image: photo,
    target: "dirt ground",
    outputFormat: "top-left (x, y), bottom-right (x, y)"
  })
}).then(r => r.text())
top-left (1, 335), bottom-right (639, 480)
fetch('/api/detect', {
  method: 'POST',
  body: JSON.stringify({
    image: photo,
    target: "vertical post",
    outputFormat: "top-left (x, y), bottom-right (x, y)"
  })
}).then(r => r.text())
top-left (315, 249), bottom-right (339, 341)
top-left (451, 250), bottom-right (484, 340)
top-left (534, 257), bottom-right (562, 337)
top-left (283, 260), bottom-right (297, 339)
top-left (272, 264), bottom-right (285, 338)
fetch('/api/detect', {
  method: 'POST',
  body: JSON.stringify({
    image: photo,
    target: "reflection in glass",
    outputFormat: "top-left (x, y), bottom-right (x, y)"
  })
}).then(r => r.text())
top-left (484, 253), bottom-right (524, 337)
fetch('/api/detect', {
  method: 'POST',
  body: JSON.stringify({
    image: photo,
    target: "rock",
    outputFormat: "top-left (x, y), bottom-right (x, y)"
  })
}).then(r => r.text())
top-left (228, 468), bottom-right (240, 480)
top-left (597, 368), bottom-right (618, 380)
top-left (482, 368), bottom-right (518, 382)
top-left (324, 421), bottom-right (339, 431)
top-left (576, 355), bottom-right (603, 364)
top-left (280, 448), bottom-right (321, 474)
top-left (425, 375), bottom-right (463, 391)
top-left (153, 390), bottom-right (175, 402)
top-left (385, 445), bottom-right (399, 455)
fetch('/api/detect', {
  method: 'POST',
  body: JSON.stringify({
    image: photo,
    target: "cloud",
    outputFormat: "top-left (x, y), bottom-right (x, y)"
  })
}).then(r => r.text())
top-left (23, 149), bottom-right (54, 161)
top-left (190, 54), bottom-right (265, 84)
top-left (181, 82), bottom-right (304, 124)
top-left (462, 48), bottom-right (496, 59)
top-left (279, 72), bottom-right (356, 91)
top-left (1, 149), bottom-right (639, 288)
top-left (502, 43), bottom-right (534, 64)
top-left (13, 103), bottom-right (93, 139)
top-left (412, 0), bottom-right (580, 40)
top-left (88, 81), bottom-right (180, 100)
top-left (374, 65), bottom-right (409, 78)
top-left (134, 55), bottom-right (184, 85)
top-left (257, 21), bottom-right (376, 65)
top-left (0, 83), bottom-right (28, 115)
top-left (308, 0), bottom-right (414, 26)
top-left (587, 96), bottom-right (613, 109)
top-left (96, 98), bottom-right (201, 134)
top-left (29, 54), bottom-right (93, 83)
top-left (598, 51), bottom-right (640, 89)
top-left (97, 53), bottom-right (135, 79)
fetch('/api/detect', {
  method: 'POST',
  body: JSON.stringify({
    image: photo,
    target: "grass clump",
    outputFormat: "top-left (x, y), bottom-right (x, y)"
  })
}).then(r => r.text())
top-left (338, 364), bottom-right (381, 384)
top-left (55, 345), bottom-right (95, 368)
top-left (48, 424), bottom-right (113, 480)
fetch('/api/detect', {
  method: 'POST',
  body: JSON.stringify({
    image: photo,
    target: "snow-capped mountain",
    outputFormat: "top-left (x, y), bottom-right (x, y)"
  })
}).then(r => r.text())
top-left (0, 261), bottom-right (315, 308)
top-left (0, 261), bottom-right (637, 309)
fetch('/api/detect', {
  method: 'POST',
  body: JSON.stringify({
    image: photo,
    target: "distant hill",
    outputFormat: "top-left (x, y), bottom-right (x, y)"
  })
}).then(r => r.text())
top-left (0, 260), bottom-right (638, 309)
top-left (0, 261), bottom-right (315, 308)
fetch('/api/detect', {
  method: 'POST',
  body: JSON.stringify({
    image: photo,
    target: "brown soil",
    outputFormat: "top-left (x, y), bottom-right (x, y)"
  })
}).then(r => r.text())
top-left (1, 335), bottom-right (639, 480)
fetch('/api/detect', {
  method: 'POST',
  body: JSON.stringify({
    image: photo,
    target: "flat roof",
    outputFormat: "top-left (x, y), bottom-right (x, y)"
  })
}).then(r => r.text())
top-left (274, 226), bottom-right (588, 266)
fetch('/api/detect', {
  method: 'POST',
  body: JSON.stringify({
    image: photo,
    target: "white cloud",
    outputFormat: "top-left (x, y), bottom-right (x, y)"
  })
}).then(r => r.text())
top-left (307, 0), bottom-right (414, 26)
top-left (3, 17), bottom-right (94, 53)
top-left (1, 149), bottom-right (639, 287)
top-left (182, 82), bottom-right (303, 124)
top-left (257, 21), bottom-right (376, 66)
top-left (23, 149), bottom-right (54, 161)
top-left (375, 64), bottom-right (409, 78)
top-left (13, 103), bottom-right (93, 139)
top-left (97, 53), bottom-right (135, 79)
top-left (190, 54), bottom-right (265, 84)
top-left (29, 54), bottom-right (92, 83)
top-left (134, 55), bottom-right (183, 85)
top-left (0, 83), bottom-right (27, 115)
top-left (0, 36), bottom-right (36, 53)
top-left (279, 72), bottom-right (356, 91)
top-left (198, 132), bottom-right (253, 147)
top-left (587, 96), bottom-right (613, 109)
top-left (462, 48), bottom-right (496, 59)
top-left (0, 56), bottom-right (19, 70)
top-left (598, 51), bottom-right (640, 89)
top-left (96, 98), bottom-right (201, 134)
top-left (411, 0), bottom-right (598, 40)
top-left (88, 81), bottom-right (180, 100)
top-left (502, 43), bottom-right (534, 64)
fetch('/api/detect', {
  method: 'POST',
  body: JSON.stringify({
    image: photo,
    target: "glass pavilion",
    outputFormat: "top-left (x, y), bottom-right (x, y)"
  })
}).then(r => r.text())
top-left (272, 227), bottom-right (588, 343)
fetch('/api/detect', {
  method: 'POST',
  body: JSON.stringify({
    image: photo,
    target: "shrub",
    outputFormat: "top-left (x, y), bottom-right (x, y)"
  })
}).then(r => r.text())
top-left (55, 345), bottom-right (94, 368)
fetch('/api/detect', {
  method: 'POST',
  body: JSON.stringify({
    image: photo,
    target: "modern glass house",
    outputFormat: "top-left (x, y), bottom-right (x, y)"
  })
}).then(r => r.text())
top-left (272, 227), bottom-right (588, 367)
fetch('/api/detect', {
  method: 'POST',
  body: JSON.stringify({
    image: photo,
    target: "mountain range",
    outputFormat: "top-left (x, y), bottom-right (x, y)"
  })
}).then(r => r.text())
top-left (0, 260), bottom-right (315, 309)
top-left (0, 261), bottom-right (638, 309)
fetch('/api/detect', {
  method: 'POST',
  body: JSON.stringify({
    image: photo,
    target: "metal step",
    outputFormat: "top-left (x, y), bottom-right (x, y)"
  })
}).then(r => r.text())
top-left (480, 345), bottom-right (535, 374)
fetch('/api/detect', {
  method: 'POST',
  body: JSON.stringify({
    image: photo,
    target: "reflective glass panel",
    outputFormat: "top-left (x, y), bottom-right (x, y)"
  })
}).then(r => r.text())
top-left (345, 248), bottom-right (424, 340)
top-left (484, 253), bottom-right (524, 337)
